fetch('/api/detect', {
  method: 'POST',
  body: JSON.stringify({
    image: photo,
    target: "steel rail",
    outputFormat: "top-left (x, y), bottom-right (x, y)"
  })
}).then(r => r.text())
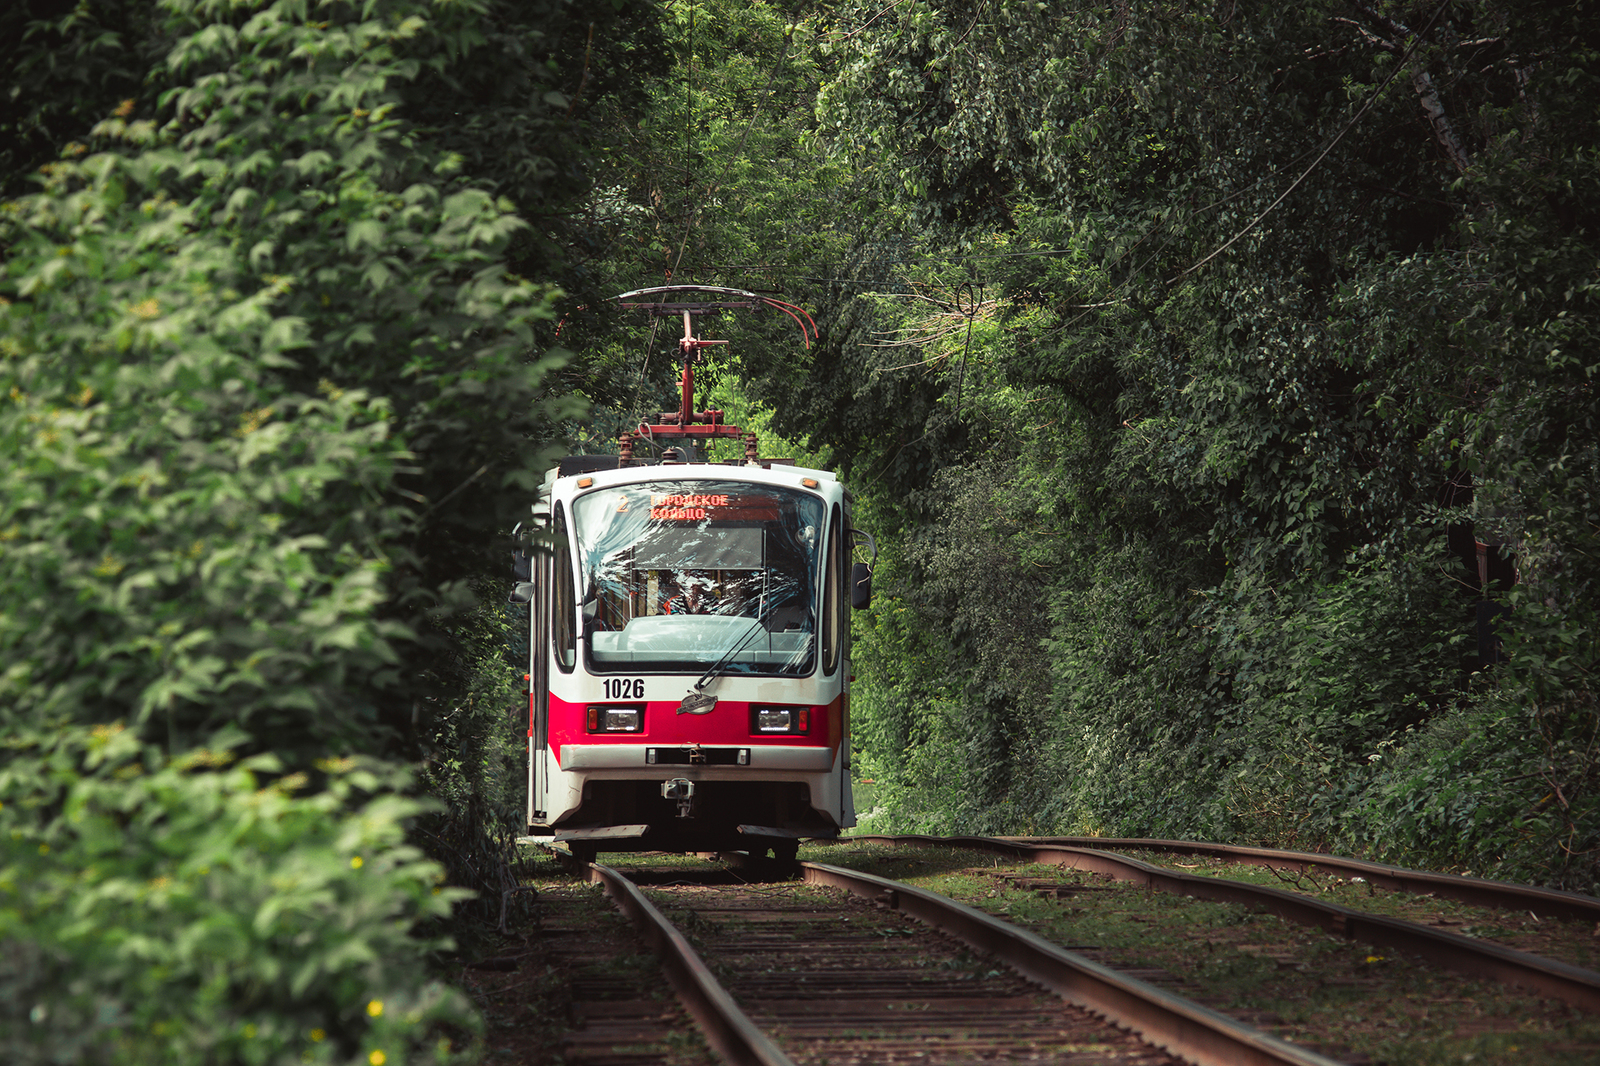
top-left (587, 863), bottom-right (797, 1066)
top-left (1017, 835), bottom-right (1600, 923)
top-left (850, 835), bottom-right (1600, 1012)
top-left (799, 860), bottom-right (1344, 1066)
top-left (852, 834), bottom-right (1600, 922)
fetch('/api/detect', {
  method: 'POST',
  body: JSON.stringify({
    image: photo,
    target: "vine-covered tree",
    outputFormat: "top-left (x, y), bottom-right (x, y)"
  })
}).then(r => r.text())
top-left (782, 0), bottom-right (1600, 886)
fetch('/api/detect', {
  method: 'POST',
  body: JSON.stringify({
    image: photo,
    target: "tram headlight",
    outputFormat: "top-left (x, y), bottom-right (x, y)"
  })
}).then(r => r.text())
top-left (586, 706), bottom-right (642, 733)
top-left (751, 705), bottom-right (810, 735)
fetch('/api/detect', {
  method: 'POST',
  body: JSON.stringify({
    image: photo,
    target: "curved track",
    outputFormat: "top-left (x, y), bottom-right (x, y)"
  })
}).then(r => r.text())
top-left (850, 834), bottom-right (1600, 1012)
top-left (1000, 836), bottom-right (1600, 922)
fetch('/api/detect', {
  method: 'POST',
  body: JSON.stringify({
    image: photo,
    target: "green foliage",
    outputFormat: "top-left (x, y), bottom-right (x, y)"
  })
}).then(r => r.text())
top-left (612, 0), bottom-right (849, 288)
top-left (0, 725), bottom-right (474, 1065)
top-left (413, 585), bottom-right (531, 935)
top-left (0, 1), bottom-right (159, 201)
top-left (560, 0), bottom-right (859, 440)
top-left (0, 0), bottom-right (659, 1059)
top-left (390, 0), bottom-right (672, 393)
top-left (1, 0), bottom-right (580, 756)
top-left (772, 0), bottom-right (1600, 886)
top-left (1346, 690), bottom-right (1587, 888)
top-left (849, 585), bottom-right (964, 832)
top-left (153, 0), bottom-right (581, 561)
top-left (0, 147), bottom-right (414, 760)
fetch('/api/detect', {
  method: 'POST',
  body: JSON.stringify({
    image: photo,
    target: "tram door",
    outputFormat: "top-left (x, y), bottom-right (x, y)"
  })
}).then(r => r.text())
top-left (523, 511), bottom-right (552, 828)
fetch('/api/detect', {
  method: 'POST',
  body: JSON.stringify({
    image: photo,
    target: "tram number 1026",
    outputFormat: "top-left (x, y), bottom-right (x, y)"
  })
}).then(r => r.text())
top-left (602, 678), bottom-right (646, 700)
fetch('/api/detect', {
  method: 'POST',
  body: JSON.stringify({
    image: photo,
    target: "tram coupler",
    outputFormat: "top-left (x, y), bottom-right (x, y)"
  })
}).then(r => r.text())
top-left (661, 778), bottom-right (696, 818)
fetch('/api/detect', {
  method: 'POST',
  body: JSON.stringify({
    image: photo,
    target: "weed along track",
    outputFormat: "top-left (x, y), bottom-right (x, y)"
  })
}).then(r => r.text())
top-left (459, 873), bottom-right (719, 1066)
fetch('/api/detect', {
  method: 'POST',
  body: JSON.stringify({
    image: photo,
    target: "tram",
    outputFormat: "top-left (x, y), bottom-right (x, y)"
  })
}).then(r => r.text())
top-left (512, 287), bottom-right (873, 861)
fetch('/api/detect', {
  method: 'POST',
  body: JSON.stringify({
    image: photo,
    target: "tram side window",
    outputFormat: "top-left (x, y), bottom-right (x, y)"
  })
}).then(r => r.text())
top-left (822, 505), bottom-right (842, 675)
top-left (553, 504), bottom-right (576, 671)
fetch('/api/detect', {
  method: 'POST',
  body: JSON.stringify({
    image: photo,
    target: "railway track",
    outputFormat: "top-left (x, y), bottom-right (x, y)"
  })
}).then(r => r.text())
top-left (849, 834), bottom-right (1600, 1012)
top-left (953, 835), bottom-right (1600, 923)
top-left (589, 858), bottom-right (1346, 1066)
top-left (483, 838), bottom-right (1600, 1063)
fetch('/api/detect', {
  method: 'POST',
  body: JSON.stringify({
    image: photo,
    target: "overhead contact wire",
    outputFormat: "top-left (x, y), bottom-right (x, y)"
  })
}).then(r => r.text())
top-left (668, 22), bottom-right (799, 281)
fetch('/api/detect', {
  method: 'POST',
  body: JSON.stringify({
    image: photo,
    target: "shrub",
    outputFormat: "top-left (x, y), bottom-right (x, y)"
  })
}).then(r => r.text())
top-left (0, 725), bottom-right (476, 1065)
top-left (1, 0), bottom-right (590, 1058)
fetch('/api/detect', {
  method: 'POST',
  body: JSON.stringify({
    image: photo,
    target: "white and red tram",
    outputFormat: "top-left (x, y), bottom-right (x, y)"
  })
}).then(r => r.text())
top-left (513, 288), bottom-right (872, 861)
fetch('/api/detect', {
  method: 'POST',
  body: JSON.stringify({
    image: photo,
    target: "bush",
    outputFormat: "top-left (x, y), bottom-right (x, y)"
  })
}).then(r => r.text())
top-left (0, 0), bottom-right (596, 1058)
top-left (0, 725), bottom-right (476, 1065)
top-left (413, 586), bottom-right (531, 935)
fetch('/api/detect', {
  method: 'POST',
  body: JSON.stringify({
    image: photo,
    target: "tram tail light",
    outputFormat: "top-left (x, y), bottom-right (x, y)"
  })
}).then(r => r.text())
top-left (587, 706), bottom-right (642, 733)
top-left (752, 705), bottom-right (810, 735)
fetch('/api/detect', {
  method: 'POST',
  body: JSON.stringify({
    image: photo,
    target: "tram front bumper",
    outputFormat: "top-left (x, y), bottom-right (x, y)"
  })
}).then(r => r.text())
top-left (558, 743), bottom-right (836, 772)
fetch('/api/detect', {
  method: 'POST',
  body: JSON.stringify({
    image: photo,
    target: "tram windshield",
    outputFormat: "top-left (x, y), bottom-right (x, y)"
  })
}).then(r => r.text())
top-left (571, 480), bottom-right (826, 676)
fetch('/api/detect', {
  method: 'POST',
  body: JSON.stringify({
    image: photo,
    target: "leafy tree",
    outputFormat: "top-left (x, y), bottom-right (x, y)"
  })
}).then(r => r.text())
top-left (2, 0), bottom-right (576, 758)
top-left (784, 0), bottom-right (1600, 886)
top-left (2, 731), bottom-right (473, 1065)
top-left (0, 0), bottom-right (668, 1057)
top-left (0, 1), bottom-right (159, 201)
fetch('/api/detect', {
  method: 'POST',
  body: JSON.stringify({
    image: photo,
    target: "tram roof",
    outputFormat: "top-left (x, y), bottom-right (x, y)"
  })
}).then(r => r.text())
top-left (542, 457), bottom-right (840, 494)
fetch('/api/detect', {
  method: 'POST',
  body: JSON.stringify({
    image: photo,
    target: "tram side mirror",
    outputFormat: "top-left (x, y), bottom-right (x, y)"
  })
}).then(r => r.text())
top-left (848, 528), bottom-right (877, 611)
top-left (511, 521), bottom-right (533, 586)
top-left (850, 562), bottom-right (873, 610)
top-left (509, 521), bottom-right (533, 602)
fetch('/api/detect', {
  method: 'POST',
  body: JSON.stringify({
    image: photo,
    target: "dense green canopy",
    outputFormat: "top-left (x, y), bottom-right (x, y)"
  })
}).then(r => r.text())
top-left (774, 0), bottom-right (1599, 888)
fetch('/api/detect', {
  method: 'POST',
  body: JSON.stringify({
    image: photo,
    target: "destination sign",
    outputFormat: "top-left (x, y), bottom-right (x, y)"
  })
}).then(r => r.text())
top-left (646, 492), bottom-right (779, 522)
top-left (648, 493), bottom-right (732, 520)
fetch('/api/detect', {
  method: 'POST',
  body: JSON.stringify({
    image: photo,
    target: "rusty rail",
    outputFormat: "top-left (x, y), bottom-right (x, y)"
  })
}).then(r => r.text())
top-left (800, 860), bottom-right (1344, 1066)
top-left (850, 835), bottom-right (1600, 1012)
top-left (1007, 835), bottom-right (1600, 923)
top-left (588, 863), bottom-right (796, 1066)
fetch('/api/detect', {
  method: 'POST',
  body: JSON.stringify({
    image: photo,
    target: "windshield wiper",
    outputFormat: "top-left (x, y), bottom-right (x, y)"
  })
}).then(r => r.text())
top-left (677, 618), bottom-right (767, 714)
top-left (677, 591), bottom-right (805, 714)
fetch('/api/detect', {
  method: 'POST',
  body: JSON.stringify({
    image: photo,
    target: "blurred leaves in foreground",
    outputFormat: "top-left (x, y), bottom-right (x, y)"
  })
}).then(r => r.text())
top-left (0, 0), bottom-right (635, 1059)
